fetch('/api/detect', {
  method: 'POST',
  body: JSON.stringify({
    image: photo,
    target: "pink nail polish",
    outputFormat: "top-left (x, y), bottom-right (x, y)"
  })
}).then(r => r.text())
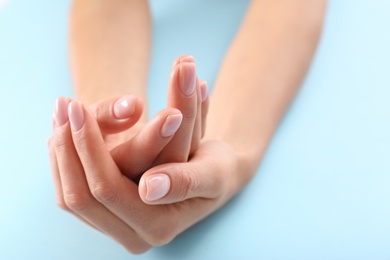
top-left (145, 174), bottom-right (170, 201)
top-left (54, 97), bottom-right (69, 126)
top-left (113, 95), bottom-right (137, 119)
top-left (160, 113), bottom-right (183, 137)
top-left (68, 101), bottom-right (85, 132)
top-left (179, 63), bottom-right (196, 96)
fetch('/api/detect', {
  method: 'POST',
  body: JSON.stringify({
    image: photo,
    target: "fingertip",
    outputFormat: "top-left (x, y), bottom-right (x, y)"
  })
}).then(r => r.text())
top-left (200, 80), bottom-right (208, 102)
top-left (113, 95), bottom-right (138, 119)
top-left (54, 97), bottom-right (71, 127)
top-left (179, 55), bottom-right (195, 63)
top-left (139, 174), bottom-right (171, 204)
top-left (172, 54), bottom-right (195, 68)
top-left (179, 63), bottom-right (196, 96)
top-left (92, 95), bottom-right (144, 135)
top-left (160, 113), bottom-right (183, 138)
top-left (68, 101), bottom-right (85, 132)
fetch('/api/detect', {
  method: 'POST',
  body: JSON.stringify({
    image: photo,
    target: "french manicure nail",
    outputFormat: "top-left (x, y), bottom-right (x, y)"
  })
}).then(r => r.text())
top-left (179, 63), bottom-right (196, 96)
top-left (160, 113), bottom-right (183, 137)
top-left (68, 101), bottom-right (85, 132)
top-left (113, 95), bottom-right (137, 119)
top-left (145, 174), bottom-right (170, 201)
top-left (54, 97), bottom-right (69, 126)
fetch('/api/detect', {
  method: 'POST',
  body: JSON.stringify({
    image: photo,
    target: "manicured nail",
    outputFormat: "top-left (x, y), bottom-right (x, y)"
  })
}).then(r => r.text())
top-left (160, 113), bottom-right (183, 137)
top-left (200, 80), bottom-right (208, 102)
top-left (179, 63), bottom-right (196, 96)
top-left (68, 101), bottom-right (85, 132)
top-left (144, 174), bottom-right (170, 201)
top-left (54, 97), bottom-right (69, 126)
top-left (113, 95), bottom-right (137, 119)
top-left (180, 55), bottom-right (195, 63)
top-left (172, 55), bottom-right (195, 67)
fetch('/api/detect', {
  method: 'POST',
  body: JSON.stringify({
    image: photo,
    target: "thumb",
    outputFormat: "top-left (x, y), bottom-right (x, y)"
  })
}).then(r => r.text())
top-left (90, 95), bottom-right (144, 135)
top-left (138, 160), bottom-right (223, 205)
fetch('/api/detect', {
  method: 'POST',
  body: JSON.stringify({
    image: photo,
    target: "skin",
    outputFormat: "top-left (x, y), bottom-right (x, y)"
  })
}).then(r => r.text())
top-left (49, 0), bottom-right (327, 254)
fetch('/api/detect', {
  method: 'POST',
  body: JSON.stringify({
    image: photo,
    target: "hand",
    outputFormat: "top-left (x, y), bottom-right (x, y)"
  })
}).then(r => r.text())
top-left (49, 99), bottom-right (241, 254)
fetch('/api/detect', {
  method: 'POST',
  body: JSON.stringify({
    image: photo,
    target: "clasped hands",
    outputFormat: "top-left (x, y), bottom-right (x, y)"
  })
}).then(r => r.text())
top-left (48, 55), bottom-right (240, 253)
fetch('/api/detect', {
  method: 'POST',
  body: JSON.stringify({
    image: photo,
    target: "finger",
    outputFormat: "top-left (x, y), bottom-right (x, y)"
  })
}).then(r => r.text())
top-left (51, 99), bottom-right (104, 232)
top-left (188, 77), bottom-right (201, 155)
top-left (51, 100), bottom-right (105, 232)
top-left (53, 97), bottom-right (150, 253)
top-left (199, 80), bottom-right (209, 138)
top-left (138, 142), bottom-right (231, 205)
top-left (110, 107), bottom-right (183, 180)
top-left (172, 54), bottom-right (195, 67)
top-left (155, 57), bottom-right (197, 164)
top-left (48, 136), bottom-right (66, 210)
top-left (68, 100), bottom-right (184, 246)
top-left (49, 135), bottom-right (104, 233)
top-left (173, 56), bottom-right (207, 150)
top-left (90, 95), bottom-right (144, 136)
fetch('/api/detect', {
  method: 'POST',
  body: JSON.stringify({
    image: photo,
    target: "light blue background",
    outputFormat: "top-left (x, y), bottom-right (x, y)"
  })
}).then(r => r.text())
top-left (1, 0), bottom-right (389, 259)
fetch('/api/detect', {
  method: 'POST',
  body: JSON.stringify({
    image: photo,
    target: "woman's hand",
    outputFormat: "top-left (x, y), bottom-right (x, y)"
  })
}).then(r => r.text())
top-left (49, 99), bottom-right (242, 254)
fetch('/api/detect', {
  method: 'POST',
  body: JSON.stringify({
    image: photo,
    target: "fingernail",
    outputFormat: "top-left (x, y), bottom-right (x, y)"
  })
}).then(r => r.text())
top-left (180, 55), bottom-right (195, 63)
top-left (200, 81), bottom-right (208, 102)
top-left (46, 138), bottom-right (51, 148)
top-left (113, 95), bottom-right (137, 119)
top-left (160, 113), bottom-right (183, 137)
top-left (68, 101), bottom-right (85, 132)
top-left (172, 55), bottom-right (195, 67)
top-left (179, 63), bottom-right (196, 96)
top-left (54, 97), bottom-right (69, 126)
top-left (144, 174), bottom-right (170, 201)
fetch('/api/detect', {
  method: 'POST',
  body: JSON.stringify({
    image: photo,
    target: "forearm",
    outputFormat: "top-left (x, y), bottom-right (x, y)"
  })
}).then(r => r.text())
top-left (69, 0), bottom-right (151, 113)
top-left (206, 0), bottom-right (327, 182)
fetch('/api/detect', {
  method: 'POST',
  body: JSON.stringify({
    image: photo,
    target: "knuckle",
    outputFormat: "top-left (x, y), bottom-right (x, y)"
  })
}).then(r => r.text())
top-left (64, 193), bottom-right (91, 212)
top-left (124, 245), bottom-right (150, 255)
top-left (91, 103), bottom-right (103, 122)
top-left (138, 218), bottom-right (178, 247)
top-left (91, 184), bottom-right (117, 204)
top-left (121, 237), bottom-right (152, 254)
top-left (53, 136), bottom-right (68, 152)
top-left (143, 229), bottom-right (176, 247)
top-left (177, 168), bottom-right (198, 200)
top-left (56, 199), bottom-right (70, 212)
top-left (182, 108), bottom-right (197, 121)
